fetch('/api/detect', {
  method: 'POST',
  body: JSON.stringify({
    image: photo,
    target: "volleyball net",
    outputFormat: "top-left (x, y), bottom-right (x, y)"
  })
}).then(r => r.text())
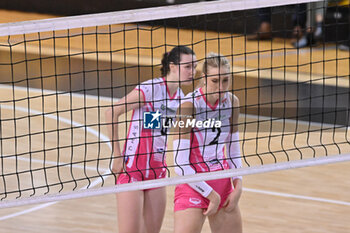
top-left (0, 0), bottom-right (350, 208)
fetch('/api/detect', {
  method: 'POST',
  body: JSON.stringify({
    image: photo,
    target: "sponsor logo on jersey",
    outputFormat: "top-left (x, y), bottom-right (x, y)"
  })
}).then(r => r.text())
top-left (189, 197), bottom-right (202, 205)
top-left (208, 158), bottom-right (220, 165)
top-left (143, 110), bottom-right (161, 129)
top-left (156, 147), bottom-right (165, 153)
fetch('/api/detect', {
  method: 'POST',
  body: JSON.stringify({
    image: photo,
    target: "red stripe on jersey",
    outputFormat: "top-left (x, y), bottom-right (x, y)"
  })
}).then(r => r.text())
top-left (148, 102), bottom-right (155, 111)
top-left (132, 127), bottom-right (153, 168)
top-left (190, 131), bottom-right (208, 173)
top-left (162, 77), bottom-right (177, 100)
top-left (199, 87), bottom-right (219, 111)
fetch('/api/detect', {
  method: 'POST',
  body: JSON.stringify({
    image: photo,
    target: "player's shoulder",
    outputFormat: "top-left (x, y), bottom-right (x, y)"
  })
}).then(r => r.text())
top-left (140, 77), bottom-right (163, 86)
top-left (226, 91), bottom-right (239, 107)
top-left (137, 77), bottom-right (164, 95)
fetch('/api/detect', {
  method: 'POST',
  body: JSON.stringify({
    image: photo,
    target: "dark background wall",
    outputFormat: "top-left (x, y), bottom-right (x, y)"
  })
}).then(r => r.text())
top-left (0, 0), bottom-right (299, 37)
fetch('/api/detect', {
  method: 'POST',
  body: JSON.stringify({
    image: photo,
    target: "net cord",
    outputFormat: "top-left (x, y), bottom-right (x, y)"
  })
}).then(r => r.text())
top-left (1, 154), bottom-right (349, 209)
top-left (0, 0), bottom-right (322, 37)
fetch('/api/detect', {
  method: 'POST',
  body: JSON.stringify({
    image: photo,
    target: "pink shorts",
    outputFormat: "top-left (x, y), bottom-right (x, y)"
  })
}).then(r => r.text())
top-left (116, 167), bottom-right (167, 191)
top-left (174, 177), bottom-right (233, 212)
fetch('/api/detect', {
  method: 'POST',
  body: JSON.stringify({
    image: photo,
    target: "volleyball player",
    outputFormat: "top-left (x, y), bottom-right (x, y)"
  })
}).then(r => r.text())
top-left (173, 53), bottom-right (243, 233)
top-left (105, 46), bottom-right (197, 233)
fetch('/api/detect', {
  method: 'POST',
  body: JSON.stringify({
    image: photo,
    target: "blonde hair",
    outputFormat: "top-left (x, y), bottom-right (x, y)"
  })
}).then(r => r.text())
top-left (202, 52), bottom-right (231, 75)
top-left (197, 52), bottom-right (231, 88)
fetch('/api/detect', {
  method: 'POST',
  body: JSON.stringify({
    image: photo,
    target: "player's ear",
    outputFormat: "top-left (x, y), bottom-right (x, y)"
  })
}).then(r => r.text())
top-left (169, 62), bottom-right (178, 73)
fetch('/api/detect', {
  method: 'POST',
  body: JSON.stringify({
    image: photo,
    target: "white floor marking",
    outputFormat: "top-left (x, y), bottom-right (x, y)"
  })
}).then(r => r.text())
top-left (0, 103), bottom-right (112, 220)
top-left (244, 187), bottom-right (350, 206)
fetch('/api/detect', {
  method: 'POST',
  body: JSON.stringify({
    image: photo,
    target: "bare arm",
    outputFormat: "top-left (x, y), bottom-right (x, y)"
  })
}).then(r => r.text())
top-left (223, 93), bottom-right (243, 211)
top-left (231, 94), bottom-right (240, 134)
top-left (105, 89), bottom-right (146, 175)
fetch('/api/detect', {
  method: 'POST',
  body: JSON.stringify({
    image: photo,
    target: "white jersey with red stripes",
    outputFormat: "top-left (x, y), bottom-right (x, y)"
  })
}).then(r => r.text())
top-left (183, 87), bottom-right (232, 172)
top-left (122, 77), bottom-right (184, 180)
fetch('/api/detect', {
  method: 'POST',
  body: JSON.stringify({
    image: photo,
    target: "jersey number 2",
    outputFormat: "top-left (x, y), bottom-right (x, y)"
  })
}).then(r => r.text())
top-left (209, 127), bottom-right (221, 145)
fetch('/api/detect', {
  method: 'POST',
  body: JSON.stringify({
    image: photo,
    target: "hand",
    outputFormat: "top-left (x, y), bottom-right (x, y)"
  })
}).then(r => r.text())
top-left (223, 179), bottom-right (242, 212)
top-left (223, 191), bottom-right (238, 212)
top-left (203, 190), bottom-right (221, 216)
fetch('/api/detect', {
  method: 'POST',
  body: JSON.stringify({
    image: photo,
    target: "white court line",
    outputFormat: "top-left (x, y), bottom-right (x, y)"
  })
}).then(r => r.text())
top-left (0, 83), bottom-right (119, 103)
top-left (15, 157), bottom-right (109, 173)
top-left (0, 104), bottom-right (112, 221)
top-left (0, 202), bottom-right (56, 221)
top-left (244, 188), bottom-right (350, 206)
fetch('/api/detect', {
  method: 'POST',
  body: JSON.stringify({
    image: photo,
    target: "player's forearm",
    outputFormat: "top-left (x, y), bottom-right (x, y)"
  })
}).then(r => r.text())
top-left (105, 107), bottom-right (122, 156)
top-left (225, 131), bottom-right (243, 180)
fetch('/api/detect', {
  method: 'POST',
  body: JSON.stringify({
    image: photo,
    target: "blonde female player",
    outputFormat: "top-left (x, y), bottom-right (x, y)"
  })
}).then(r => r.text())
top-left (105, 46), bottom-right (197, 233)
top-left (173, 53), bottom-right (242, 233)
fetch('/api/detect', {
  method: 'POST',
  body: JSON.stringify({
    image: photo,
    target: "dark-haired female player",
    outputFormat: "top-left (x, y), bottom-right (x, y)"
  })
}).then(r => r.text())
top-left (106, 46), bottom-right (197, 233)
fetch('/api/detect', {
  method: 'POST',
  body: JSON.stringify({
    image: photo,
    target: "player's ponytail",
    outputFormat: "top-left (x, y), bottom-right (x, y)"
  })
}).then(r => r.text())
top-left (161, 52), bottom-right (171, 77)
top-left (161, 46), bottom-right (195, 77)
